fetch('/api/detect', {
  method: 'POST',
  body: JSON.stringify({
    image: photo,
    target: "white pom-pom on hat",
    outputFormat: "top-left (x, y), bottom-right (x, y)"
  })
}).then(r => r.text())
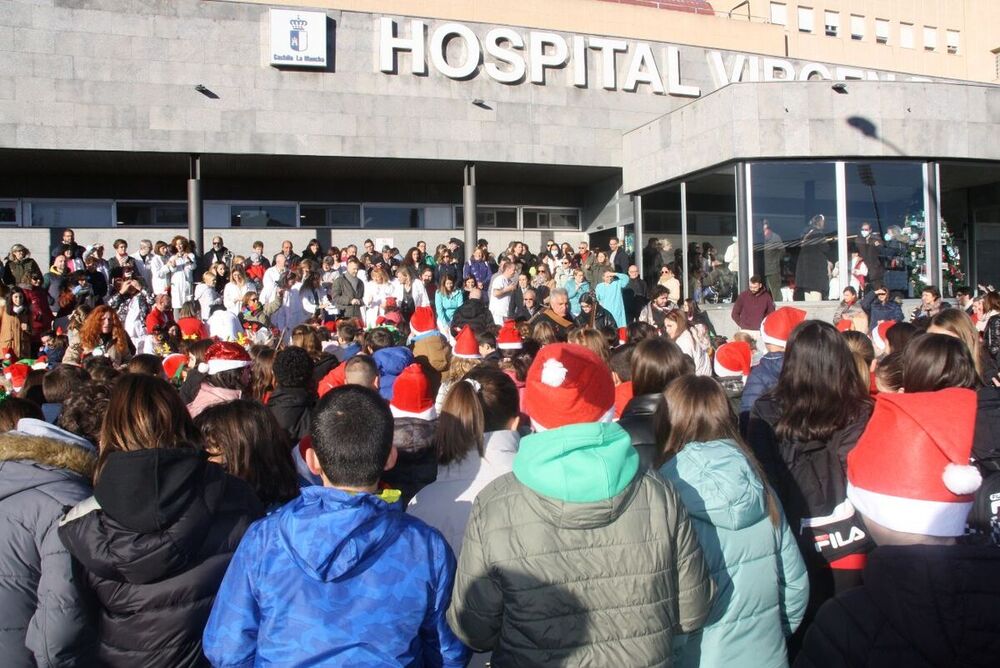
top-left (198, 362), bottom-right (209, 374)
top-left (942, 462), bottom-right (982, 496)
top-left (541, 358), bottom-right (568, 387)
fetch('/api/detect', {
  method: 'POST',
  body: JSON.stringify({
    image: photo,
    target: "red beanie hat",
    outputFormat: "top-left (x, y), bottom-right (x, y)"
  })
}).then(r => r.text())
top-left (199, 341), bottom-right (251, 375)
top-left (162, 353), bottom-right (187, 381)
top-left (872, 320), bottom-right (895, 354)
top-left (847, 388), bottom-right (980, 537)
top-left (409, 306), bottom-right (437, 337)
top-left (4, 363), bottom-right (30, 393)
top-left (453, 325), bottom-right (481, 359)
top-left (390, 363), bottom-right (436, 420)
top-left (760, 307), bottom-right (807, 348)
top-left (525, 343), bottom-right (615, 431)
top-left (497, 320), bottom-right (523, 350)
top-left (713, 341), bottom-right (752, 378)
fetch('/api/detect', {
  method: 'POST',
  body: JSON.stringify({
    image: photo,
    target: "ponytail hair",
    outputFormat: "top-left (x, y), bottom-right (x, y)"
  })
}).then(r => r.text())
top-left (435, 365), bottom-right (519, 466)
top-left (436, 380), bottom-right (484, 466)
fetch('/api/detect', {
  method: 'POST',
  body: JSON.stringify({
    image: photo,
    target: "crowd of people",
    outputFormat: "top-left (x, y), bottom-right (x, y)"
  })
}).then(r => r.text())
top-left (1, 228), bottom-right (999, 667)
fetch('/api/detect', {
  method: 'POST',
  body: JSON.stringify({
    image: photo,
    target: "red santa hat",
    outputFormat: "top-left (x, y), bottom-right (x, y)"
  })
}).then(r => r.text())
top-left (835, 318), bottom-right (854, 333)
top-left (162, 353), bottom-right (187, 382)
top-left (377, 311), bottom-right (402, 327)
top-left (618, 327), bottom-right (628, 346)
top-left (4, 363), bottom-right (30, 393)
top-left (497, 320), bottom-right (523, 350)
top-left (452, 325), bottom-right (481, 359)
top-left (847, 388), bottom-right (980, 537)
top-left (525, 343), bottom-right (615, 431)
top-left (409, 306), bottom-right (437, 337)
top-left (871, 320), bottom-right (895, 354)
top-left (389, 363), bottom-right (436, 420)
top-left (759, 307), bottom-right (807, 348)
top-left (32, 356), bottom-right (48, 371)
top-left (198, 341), bottom-right (251, 375)
top-left (713, 341), bottom-right (752, 378)
top-left (323, 320), bottom-right (338, 334)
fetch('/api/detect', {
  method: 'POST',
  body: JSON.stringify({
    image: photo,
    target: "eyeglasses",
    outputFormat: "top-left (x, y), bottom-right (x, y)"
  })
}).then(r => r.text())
top-left (875, 292), bottom-right (887, 297)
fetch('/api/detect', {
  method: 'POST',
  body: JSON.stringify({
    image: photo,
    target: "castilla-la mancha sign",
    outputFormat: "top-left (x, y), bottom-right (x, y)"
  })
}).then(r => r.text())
top-left (270, 10), bottom-right (931, 98)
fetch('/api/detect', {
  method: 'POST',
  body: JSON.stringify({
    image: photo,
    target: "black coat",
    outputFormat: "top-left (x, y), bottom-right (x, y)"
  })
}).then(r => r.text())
top-left (795, 544), bottom-right (1000, 668)
top-left (449, 297), bottom-right (495, 334)
top-left (58, 449), bottom-right (263, 668)
top-left (574, 304), bottom-right (617, 331)
top-left (617, 393), bottom-right (664, 470)
top-left (747, 397), bottom-right (873, 626)
top-left (267, 386), bottom-right (315, 443)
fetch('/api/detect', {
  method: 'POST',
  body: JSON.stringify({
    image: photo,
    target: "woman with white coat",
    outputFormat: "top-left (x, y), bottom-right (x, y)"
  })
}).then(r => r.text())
top-left (665, 308), bottom-right (712, 376)
top-left (222, 267), bottom-right (251, 315)
top-left (363, 266), bottom-right (396, 329)
top-left (160, 236), bottom-right (195, 309)
top-left (408, 366), bottom-right (520, 555)
top-left (394, 265), bottom-right (429, 316)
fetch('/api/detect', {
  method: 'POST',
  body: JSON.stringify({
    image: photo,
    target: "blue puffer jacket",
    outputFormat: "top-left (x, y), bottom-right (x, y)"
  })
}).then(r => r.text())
top-left (740, 352), bottom-right (784, 415)
top-left (660, 440), bottom-right (809, 668)
top-left (203, 486), bottom-right (469, 667)
top-left (373, 345), bottom-right (414, 400)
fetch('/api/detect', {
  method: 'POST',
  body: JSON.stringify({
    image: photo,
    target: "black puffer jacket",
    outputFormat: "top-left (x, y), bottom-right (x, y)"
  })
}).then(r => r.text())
top-left (58, 449), bottom-right (263, 668)
top-left (616, 393), bottom-right (664, 470)
top-left (795, 544), bottom-right (1000, 668)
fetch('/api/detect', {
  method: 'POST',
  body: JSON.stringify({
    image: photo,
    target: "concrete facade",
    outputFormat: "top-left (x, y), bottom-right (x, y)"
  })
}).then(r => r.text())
top-left (2, 0), bottom-right (961, 169)
top-left (623, 80), bottom-right (1000, 193)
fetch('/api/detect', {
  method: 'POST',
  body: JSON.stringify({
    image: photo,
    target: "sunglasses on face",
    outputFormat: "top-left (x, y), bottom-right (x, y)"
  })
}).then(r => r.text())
top-left (876, 292), bottom-right (887, 297)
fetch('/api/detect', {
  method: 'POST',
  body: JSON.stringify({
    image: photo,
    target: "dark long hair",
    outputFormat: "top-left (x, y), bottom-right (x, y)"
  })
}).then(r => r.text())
top-left (770, 320), bottom-right (872, 442)
top-left (661, 375), bottom-right (779, 526)
top-left (902, 333), bottom-right (979, 392)
top-left (195, 399), bottom-right (299, 506)
top-left (98, 374), bottom-right (201, 478)
top-left (631, 337), bottom-right (692, 396)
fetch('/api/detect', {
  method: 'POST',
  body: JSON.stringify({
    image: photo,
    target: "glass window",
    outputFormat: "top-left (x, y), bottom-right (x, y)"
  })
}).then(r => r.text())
top-left (845, 163), bottom-right (925, 298)
top-left (770, 2), bottom-right (787, 26)
top-left (230, 205), bottom-right (296, 227)
top-left (797, 6), bottom-right (814, 33)
top-left (299, 204), bottom-right (361, 228)
top-left (924, 26), bottom-right (937, 51)
top-left (824, 11), bottom-right (839, 37)
top-left (0, 200), bottom-right (17, 226)
top-left (850, 15), bottom-right (864, 40)
top-left (939, 162), bottom-right (1000, 297)
top-left (456, 207), bottom-right (518, 229)
top-left (31, 201), bottom-right (112, 228)
top-left (364, 206), bottom-right (423, 229)
top-left (116, 202), bottom-right (186, 227)
top-left (750, 162), bottom-right (838, 302)
top-left (946, 30), bottom-right (959, 54)
top-left (900, 22), bottom-right (914, 48)
top-left (522, 209), bottom-right (580, 230)
top-left (686, 166), bottom-right (739, 304)
top-left (640, 186), bottom-right (682, 289)
top-left (875, 18), bottom-right (890, 44)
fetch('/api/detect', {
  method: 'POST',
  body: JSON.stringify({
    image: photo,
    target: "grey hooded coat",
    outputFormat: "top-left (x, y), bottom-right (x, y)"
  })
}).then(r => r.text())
top-left (0, 422), bottom-right (96, 667)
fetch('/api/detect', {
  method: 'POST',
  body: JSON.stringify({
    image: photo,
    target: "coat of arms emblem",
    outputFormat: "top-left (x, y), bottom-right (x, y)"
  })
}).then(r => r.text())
top-left (290, 16), bottom-right (308, 52)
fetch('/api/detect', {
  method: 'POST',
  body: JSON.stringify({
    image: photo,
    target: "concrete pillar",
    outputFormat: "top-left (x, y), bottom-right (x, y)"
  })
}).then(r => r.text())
top-left (925, 162), bottom-right (942, 288)
top-left (187, 154), bottom-right (203, 255)
top-left (463, 163), bottom-right (477, 255)
top-left (735, 163), bottom-right (749, 293)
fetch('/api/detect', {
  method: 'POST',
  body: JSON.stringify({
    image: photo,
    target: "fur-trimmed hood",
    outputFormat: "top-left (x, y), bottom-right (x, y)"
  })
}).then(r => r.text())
top-left (0, 431), bottom-right (96, 502)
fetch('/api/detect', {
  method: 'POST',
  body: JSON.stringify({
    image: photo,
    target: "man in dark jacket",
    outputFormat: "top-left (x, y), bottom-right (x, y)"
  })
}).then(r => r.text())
top-left (731, 275), bottom-right (776, 331)
top-left (448, 287), bottom-right (494, 335)
top-left (198, 236), bottom-right (232, 274)
top-left (796, 389), bottom-right (1000, 667)
top-left (203, 386), bottom-right (469, 667)
top-left (623, 264), bottom-right (648, 323)
top-left (794, 214), bottom-right (836, 301)
top-left (528, 288), bottom-right (574, 339)
top-left (448, 344), bottom-right (715, 665)
top-left (329, 258), bottom-right (364, 320)
top-left (267, 346), bottom-right (316, 442)
top-left (854, 221), bottom-right (885, 287)
top-left (608, 237), bottom-right (630, 274)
